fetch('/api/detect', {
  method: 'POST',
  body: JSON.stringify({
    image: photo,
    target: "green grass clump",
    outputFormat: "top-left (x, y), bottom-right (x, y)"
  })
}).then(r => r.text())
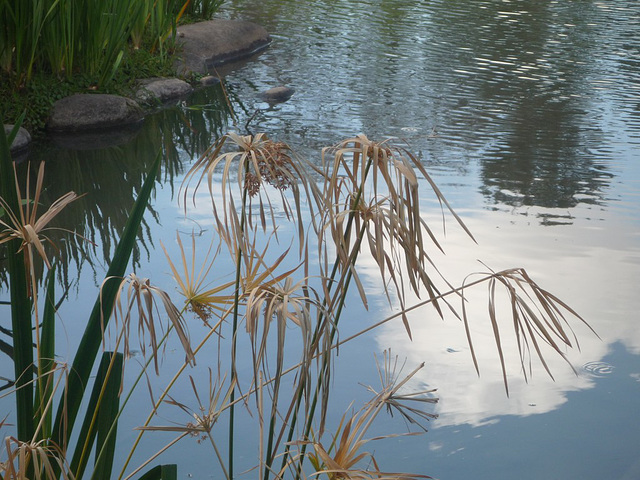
top-left (0, 47), bottom-right (176, 134)
top-left (0, 0), bottom-right (222, 135)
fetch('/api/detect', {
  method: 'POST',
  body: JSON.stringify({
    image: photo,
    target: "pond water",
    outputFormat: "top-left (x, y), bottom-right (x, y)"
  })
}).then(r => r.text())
top-left (3, 0), bottom-right (640, 479)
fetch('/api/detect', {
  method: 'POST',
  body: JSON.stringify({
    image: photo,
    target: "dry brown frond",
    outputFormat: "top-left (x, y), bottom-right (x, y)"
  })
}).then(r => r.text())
top-left (317, 135), bottom-right (471, 338)
top-left (305, 413), bottom-right (428, 480)
top-left (300, 356), bottom-right (434, 480)
top-left (139, 370), bottom-right (234, 437)
top-left (1, 365), bottom-right (71, 478)
top-left (180, 132), bottom-right (318, 254)
top-left (233, 225), bottom-right (298, 297)
top-left (104, 274), bottom-right (195, 374)
top-left (0, 161), bottom-right (83, 327)
top-left (246, 275), bottom-right (323, 389)
top-left (244, 269), bottom-right (332, 458)
top-left (161, 233), bottom-right (235, 325)
top-left (0, 162), bottom-right (80, 269)
top-left (461, 265), bottom-right (595, 395)
top-left (366, 351), bottom-right (438, 432)
top-left (1, 436), bottom-right (74, 480)
top-left (136, 370), bottom-right (235, 479)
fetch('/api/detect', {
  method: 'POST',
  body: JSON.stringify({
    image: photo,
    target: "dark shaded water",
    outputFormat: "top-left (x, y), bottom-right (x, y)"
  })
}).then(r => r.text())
top-left (2, 1), bottom-right (639, 479)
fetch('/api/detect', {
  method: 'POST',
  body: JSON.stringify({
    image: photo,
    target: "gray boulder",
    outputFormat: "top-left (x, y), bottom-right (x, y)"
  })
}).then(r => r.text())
top-left (136, 77), bottom-right (193, 105)
top-left (175, 19), bottom-right (271, 74)
top-left (4, 124), bottom-right (32, 154)
top-left (47, 94), bottom-right (144, 132)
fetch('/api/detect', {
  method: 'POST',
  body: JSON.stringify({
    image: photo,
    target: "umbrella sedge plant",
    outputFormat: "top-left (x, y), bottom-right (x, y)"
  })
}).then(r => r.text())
top-left (163, 131), bottom-right (591, 480)
top-left (1, 125), bottom-right (593, 480)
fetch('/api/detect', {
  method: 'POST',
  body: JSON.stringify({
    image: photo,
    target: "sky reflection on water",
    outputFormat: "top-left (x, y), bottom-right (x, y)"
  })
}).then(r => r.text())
top-left (213, 1), bottom-right (640, 475)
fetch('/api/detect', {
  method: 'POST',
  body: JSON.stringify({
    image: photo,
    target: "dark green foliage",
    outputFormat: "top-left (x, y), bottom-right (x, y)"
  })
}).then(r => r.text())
top-left (51, 152), bottom-right (162, 453)
top-left (0, 0), bottom-right (225, 134)
top-left (0, 121), bottom-right (34, 443)
top-left (69, 352), bottom-right (123, 480)
top-left (137, 464), bottom-right (178, 480)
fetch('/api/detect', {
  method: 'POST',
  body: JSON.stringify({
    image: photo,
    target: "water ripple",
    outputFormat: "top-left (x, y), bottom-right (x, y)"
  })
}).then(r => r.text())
top-left (582, 361), bottom-right (615, 377)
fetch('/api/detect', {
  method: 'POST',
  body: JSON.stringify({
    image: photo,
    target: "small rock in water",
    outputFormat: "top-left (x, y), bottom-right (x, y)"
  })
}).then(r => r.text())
top-left (4, 124), bottom-right (31, 154)
top-left (200, 75), bottom-right (220, 86)
top-left (136, 77), bottom-right (193, 104)
top-left (260, 86), bottom-right (295, 103)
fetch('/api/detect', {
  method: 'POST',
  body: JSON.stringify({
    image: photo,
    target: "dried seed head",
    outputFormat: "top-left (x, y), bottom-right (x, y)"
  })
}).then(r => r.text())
top-left (244, 140), bottom-right (296, 197)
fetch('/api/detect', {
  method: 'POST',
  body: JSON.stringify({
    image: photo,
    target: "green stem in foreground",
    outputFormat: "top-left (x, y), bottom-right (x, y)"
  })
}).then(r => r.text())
top-left (0, 123), bottom-right (35, 444)
top-left (51, 153), bottom-right (161, 464)
top-left (278, 156), bottom-right (374, 476)
top-left (35, 264), bottom-right (58, 443)
top-left (296, 223), bottom-right (367, 477)
top-left (228, 157), bottom-right (251, 479)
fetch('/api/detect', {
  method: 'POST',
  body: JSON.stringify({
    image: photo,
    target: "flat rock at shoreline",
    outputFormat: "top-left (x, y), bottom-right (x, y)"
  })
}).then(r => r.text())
top-left (47, 94), bottom-right (144, 132)
top-left (175, 19), bottom-right (271, 74)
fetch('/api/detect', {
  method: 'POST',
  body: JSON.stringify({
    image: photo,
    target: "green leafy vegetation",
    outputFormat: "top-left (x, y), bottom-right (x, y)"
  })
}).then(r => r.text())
top-left (0, 0), bottom-right (221, 134)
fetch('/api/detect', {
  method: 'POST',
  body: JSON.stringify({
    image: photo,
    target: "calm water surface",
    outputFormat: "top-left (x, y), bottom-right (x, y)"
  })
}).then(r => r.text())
top-left (3, 1), bottom-right (639, 478)
top-left (214, 2), bottom-right (640, 476)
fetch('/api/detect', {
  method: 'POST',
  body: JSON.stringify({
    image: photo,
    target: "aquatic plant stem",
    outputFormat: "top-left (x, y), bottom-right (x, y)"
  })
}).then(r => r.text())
top-left (294, 223), bottom-right (367, 478)
top-left (228, 156), bottom-right (251, 479)
top-left (0, 125), bottom-right (34, 443)
top-left (117, 311), bottom-right (227, 480)
top-left (277, 154), bottom-right (375, 476)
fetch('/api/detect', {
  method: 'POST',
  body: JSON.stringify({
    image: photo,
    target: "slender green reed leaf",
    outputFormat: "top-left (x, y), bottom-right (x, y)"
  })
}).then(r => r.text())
top-left (34, 263), bottom-right (57, 442)
top-left (137, 464), bottom-right (177, 480)
top-left (0, 120), bottom-right (34, 443)
top-left (69, 352), bottom-right (122, 480)
top-left (52, 152), bottom-right (161, 454)
top-left (93, 352), bottom-right (123, 480)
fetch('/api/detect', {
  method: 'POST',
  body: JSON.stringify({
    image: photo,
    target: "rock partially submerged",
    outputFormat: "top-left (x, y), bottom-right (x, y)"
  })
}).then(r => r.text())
top-left (260, 86), bottom-right (295, 104)
top-left (136, 77), bottom-right (193, 105)
top-left (199, 75), bottom-right (220, 87)
top-left (47, 94), bottom-right (144, 132)
top-left (4, 124), bottom-right (32, 154)
top-left (175, 19), bottom-right (271, 74)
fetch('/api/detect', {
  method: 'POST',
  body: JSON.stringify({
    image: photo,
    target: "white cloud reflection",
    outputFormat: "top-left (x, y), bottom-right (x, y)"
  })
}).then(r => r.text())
top-left (373, 200), bottom-right (640, 427)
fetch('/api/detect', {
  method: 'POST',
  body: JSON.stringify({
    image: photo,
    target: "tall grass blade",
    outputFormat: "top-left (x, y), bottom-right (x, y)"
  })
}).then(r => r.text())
top-left (137, 464), bottom-right (177, 480)
top-left (0, 119), bottom-right (34, 443)
top-left (69, 352), bottom-right (122, 480)
top-left (52, 152), bottom-right (161, 453)
top-left (93, 352), bottom-right (123, 480)
top-left (35, 264), bottom-right (58, 442)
